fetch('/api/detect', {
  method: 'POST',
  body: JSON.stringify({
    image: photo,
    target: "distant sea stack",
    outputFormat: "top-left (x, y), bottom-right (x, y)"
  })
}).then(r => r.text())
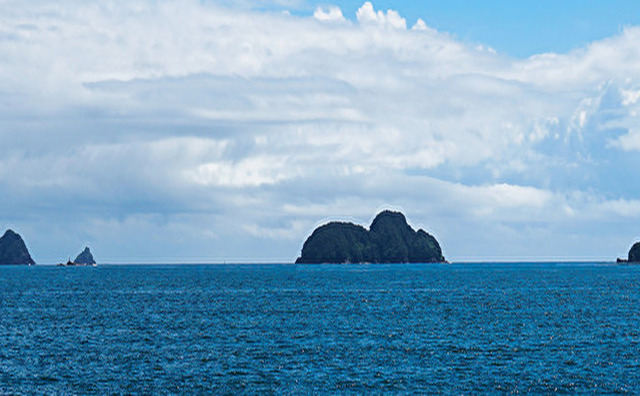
top-left (296, 210), bottom-right (446, 264)
top-left (74, 247), bottom-right (96, 265)
top-left (0, 229), bottom-right (35, 265)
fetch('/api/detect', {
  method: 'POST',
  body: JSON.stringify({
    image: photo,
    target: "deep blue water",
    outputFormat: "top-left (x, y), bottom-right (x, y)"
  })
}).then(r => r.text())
top-left (1, 263), bottom-right (640, 393)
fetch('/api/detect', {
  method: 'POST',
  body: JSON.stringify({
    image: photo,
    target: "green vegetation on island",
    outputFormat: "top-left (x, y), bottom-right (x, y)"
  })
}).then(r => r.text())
top-left (0, 229), bottom-right (35, 265)
top-left (296, 210), bottom-right (445, 264)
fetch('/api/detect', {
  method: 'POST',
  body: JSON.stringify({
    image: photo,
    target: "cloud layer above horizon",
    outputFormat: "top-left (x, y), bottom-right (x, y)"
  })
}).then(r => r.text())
top-left (2, 1), bottom-right (640, 262)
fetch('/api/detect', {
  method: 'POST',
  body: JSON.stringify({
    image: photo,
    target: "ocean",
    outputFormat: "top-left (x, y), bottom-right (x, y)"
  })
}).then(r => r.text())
top-left (1, 262), bottom-right (639, 393)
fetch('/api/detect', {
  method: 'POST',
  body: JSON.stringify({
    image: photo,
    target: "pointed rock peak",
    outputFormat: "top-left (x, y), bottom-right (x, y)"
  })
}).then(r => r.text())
top-left (74, 246), bottom-right (96, 265)
top-left (2, 229), bottom-right (19, 238)
top-left (0, 229), bottom-right (35, 265)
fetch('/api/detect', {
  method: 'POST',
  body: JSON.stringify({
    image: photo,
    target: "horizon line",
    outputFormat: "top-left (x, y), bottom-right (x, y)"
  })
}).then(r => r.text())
top-left (21, 259), bottom-right (624, 266)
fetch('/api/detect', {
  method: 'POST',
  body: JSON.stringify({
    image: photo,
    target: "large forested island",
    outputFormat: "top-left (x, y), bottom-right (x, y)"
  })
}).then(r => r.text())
top-left (296, 210), bottom-right (446, 264)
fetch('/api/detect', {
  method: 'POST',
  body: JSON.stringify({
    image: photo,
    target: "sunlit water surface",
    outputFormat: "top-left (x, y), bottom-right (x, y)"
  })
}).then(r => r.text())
top-left (1, 263), bottom-right (640, 393)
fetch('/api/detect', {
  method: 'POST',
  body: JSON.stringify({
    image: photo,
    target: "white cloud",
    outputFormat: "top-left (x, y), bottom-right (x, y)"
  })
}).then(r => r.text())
top-left (2, 1), bottom-right (640, 261)
top-left (609, 128), bottom-right (640, 151)
top-left (314, 6), bottom-right (345, 23)
top-left (412, 18), bottom-right (428, 31)
top-left (356, 2), bottom-right (406, 30)
top-left (466, 183), bottom-right (553, 210)
top-left (621, 88), bottom-right (640, 106)
top-left (187, 156), bottom-right (296, 187)
top-left (594, 199), bottom-right (640, 218)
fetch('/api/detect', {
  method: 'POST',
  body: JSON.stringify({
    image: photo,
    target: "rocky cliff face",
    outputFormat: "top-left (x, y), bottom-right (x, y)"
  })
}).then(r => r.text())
top-left (629, 242), bottom-right (640, 262)
top-left (296, 210), bottom-right (445, 264)
top-left (0, 229), bottom-right (35, 265)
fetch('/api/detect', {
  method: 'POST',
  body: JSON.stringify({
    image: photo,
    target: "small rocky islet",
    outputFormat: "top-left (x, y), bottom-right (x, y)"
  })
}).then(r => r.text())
top-left (75, 247), bottom-right (97, 265)
top-left (296, 210), bottom-right (446, 264)
top-left (58, 247), bottom-right (97, 266)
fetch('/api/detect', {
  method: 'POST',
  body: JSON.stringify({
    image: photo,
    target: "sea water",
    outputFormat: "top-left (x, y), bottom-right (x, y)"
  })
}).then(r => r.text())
top-left (1, 263), bottom-right (640, 393)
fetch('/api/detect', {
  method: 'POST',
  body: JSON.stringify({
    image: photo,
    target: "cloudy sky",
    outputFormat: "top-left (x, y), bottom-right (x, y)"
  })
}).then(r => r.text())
top-left (3, 1), bottom-right (640, 263)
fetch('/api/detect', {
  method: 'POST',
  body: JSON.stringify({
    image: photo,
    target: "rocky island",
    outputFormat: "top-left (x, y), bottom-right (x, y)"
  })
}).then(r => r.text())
top-left (296, 210), bottom-right (446, 264)
top-left (0, 229), bottom-right (35, 265)
top-left (58, 246), bottom-right (97, 266)
top-left (74, 247), bottom-right (97, 265)
top-left (618, 242), bottom-right (640, 263)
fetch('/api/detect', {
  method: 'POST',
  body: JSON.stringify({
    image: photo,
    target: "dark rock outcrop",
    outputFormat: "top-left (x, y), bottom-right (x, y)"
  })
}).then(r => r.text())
top-left (0, 229), bottom-right (35, 265)
top-left (74, 247), bottom-right (96, 265)
top-left (296, 210), bottom-right (445, 264)
top-left (629, 242), bottom-right (640, 262)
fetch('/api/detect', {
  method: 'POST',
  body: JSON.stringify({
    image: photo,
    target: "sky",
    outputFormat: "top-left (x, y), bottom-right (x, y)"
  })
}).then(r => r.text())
top-left (297, 0), bottom-right (640, 57)
top-left (2, 1), bottom-right (640, 263)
